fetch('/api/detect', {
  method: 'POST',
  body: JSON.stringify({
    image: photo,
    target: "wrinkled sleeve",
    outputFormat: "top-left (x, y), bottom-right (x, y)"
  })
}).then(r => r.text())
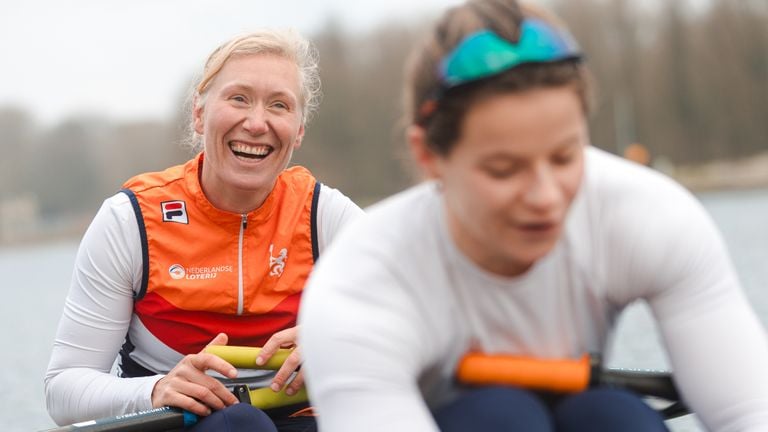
top-left (300, 223), bottom-right (440, 432)
top-left (44, 193), bottom-right (163, 425)
top-left (615, 184), bottom-right (768, 431)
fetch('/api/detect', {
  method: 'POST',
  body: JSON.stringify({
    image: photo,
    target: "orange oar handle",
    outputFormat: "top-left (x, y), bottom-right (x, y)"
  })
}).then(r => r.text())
top-left (456, 353), bottom-right (593, 394)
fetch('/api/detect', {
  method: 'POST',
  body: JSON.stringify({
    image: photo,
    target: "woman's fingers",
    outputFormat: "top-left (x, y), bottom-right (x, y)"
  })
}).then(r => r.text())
top-left (152, 375), bottom-right (216, 415)
top-left (257, 326), bottom-right (304, 393)
top-left (257, 327), bottom-right (298, 366)
top-left (152, 351), bottom-right (240, 412)
top-left (205, 332), bottom-right (229, 348)
top-left (176, 379), bottom-right (227, 413)
top-left (189, 352), bottom-right (238, 380)
top-left (154, 386), bottom-right (212, 416)
top-left (270, 347), bottom-right (302, 392)
top-left (185, 354), bottom-right (239, 405)
top-left (285, 369), bottom-right (305, 396)
top-left (156, 378), bottom-right (232, 416)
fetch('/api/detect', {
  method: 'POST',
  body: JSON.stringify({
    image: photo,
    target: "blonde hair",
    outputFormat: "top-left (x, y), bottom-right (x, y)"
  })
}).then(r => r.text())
top-left (185, 29), bottom-right (321, 152)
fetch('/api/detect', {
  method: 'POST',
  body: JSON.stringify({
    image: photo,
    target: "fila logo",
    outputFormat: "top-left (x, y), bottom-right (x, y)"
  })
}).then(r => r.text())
top-left (161, 200), bottom-right (189, 224)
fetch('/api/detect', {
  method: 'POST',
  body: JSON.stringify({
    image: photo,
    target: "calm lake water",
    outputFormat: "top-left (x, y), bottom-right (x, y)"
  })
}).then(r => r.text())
top-left (2, 188), bottom-right (767, 431)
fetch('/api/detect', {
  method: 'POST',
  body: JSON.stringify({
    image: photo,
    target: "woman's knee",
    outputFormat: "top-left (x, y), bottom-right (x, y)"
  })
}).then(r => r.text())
top-left (434, 386), bottom-right (553, 431)
top-left (190, 403), bottom-right (277, 432)
top-left (554, 388), bottom-right (668, 432)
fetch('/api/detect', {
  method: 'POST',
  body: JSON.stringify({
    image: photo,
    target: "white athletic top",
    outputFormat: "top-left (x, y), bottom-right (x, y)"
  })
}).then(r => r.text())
top-left (45, 183), bottom-right (363, 426)
top-left (300, 147), bottom-right (768, 432)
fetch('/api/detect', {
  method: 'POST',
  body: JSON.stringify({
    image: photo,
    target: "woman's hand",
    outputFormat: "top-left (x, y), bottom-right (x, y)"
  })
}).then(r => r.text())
top-left (151, 333), bottom-right (240, 416)
top-left (257, 326), bottom-right (304, 396)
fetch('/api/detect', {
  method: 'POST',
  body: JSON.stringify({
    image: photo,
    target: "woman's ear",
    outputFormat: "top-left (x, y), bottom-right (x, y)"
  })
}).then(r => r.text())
top-left (193, 95), bottom-right (204, 135)
top-left (293, 124), bottom-right (305, 150)
top-left (407, 125), bottom-right (442, 179)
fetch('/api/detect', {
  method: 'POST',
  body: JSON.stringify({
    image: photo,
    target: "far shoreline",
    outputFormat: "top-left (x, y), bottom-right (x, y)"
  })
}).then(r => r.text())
top-left (1, 151), bottom-right (767, 248)
top-left (669, 151), bottom-right (768, 193)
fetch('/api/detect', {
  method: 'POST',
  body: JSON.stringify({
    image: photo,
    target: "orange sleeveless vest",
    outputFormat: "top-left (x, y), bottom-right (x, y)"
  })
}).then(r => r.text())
top-left (120, 154), bottom-right (319, 356)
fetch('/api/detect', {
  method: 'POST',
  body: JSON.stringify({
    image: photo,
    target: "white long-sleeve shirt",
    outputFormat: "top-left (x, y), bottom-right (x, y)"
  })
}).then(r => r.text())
top-left (45, 183), bottom-right (363, 426)
top-left (300, 147), bottom-right (768, 432)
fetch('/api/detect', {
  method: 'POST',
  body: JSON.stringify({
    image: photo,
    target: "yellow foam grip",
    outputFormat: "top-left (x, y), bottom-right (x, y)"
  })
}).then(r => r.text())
top-left (247, 386), bottom-right (309, 410)
top-left (204, 346), bottom-right (308, 409)
top-left (203, 345), bottom-right (293, 370)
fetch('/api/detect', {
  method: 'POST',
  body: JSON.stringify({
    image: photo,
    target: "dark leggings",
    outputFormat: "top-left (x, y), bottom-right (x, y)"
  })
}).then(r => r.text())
top-left (433, 387), bottom-right (669, 432)
top-left (189, 403), bottom-right (317, 432)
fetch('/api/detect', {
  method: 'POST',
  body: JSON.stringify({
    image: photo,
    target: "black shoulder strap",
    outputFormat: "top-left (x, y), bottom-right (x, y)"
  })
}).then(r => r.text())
top-left (120, 188), bottom-right (149, 301)
top-left (310, 181), bottom-right (321, 262)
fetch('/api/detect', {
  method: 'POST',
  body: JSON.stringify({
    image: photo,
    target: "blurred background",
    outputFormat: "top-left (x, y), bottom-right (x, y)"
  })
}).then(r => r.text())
top-left (0, 0), bottom-right (766, 430)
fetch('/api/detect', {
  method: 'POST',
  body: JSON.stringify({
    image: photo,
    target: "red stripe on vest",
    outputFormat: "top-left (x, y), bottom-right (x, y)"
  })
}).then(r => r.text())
top-left (135, 291), bottom-right (301, 354)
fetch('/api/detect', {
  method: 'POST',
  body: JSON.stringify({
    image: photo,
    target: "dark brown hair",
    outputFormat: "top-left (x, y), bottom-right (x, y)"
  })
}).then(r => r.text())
top-left (403, 0), bottom-right (594, 156)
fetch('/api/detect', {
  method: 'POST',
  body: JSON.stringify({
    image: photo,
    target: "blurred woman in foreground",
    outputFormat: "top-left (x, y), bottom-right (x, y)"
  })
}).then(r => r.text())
top-left (299, 0), bottom-right (768, 430)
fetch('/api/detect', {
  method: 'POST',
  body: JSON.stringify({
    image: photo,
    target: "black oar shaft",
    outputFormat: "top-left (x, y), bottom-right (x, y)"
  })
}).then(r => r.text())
top-left (42, 407), bottom-right (196, 432)
top-left (600, 369), bottom-right (680, 401)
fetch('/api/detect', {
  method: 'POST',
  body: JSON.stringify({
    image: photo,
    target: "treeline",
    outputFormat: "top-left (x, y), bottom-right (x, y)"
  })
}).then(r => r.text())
top-left (557, 0), bottom-right (768, 164)
top-left (0, 0), bottom-right (766, 223)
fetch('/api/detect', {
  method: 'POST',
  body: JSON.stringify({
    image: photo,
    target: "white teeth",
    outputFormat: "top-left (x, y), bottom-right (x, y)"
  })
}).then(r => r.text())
top-left (230, 142), bottom-right (271, 156)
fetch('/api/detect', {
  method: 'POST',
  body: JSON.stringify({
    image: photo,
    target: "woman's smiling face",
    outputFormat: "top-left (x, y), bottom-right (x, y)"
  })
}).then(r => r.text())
top-left (194, 53), bottom-right (305, 213)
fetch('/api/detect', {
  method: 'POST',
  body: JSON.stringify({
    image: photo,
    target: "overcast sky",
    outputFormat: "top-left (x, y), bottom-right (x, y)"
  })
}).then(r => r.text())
top-left (1, 0), bottom-right (714, 127)
top-left (1, 0), bottom-right (483, 125)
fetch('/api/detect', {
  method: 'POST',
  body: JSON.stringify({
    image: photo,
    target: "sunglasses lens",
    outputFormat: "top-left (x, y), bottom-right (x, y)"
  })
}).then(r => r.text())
top-left (439, 18), bottom-right (582, 88)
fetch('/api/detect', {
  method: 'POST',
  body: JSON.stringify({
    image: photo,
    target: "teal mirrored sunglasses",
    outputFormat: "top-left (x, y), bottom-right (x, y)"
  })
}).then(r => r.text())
top-left (439, 17), bottom-right (583, 88)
